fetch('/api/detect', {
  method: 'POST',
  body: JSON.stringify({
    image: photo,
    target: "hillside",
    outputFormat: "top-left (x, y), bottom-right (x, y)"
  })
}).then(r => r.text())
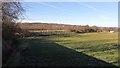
top-left (18, 22), bottom-right (118, 33)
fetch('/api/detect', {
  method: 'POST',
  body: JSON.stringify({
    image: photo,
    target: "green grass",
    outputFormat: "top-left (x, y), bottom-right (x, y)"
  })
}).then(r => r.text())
top-left (6, 32), bottom-right (118, 66)
top-left (46, 32), bottom-right (118, 66)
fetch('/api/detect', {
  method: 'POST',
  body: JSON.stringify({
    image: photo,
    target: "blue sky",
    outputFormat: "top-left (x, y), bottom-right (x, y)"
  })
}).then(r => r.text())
top-left (21, 2), bottom-right (118, 27)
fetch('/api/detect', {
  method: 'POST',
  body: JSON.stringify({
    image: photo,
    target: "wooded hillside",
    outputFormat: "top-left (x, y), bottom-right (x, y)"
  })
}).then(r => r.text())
top-left (18, 22), bottom-right (118, 33)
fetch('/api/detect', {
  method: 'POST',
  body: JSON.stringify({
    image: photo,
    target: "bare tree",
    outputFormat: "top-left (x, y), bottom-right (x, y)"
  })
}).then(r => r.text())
top-left (2, 1), bottom-right (24, 65)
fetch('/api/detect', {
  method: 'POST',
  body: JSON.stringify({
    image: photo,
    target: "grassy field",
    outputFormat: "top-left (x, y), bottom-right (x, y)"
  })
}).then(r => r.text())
top-left (5, 32), bottom-right (118, 66)
top-left (47, 32), bottom-right (118, 66)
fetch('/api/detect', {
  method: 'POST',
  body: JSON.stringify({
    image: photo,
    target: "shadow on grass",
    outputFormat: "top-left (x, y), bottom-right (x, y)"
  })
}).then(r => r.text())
top-left (4, 38), bottom-right (118, 67)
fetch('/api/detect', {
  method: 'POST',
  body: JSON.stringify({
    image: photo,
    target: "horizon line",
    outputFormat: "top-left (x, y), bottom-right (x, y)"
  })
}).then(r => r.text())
top-left (18, 21), bottom-right (118, 28)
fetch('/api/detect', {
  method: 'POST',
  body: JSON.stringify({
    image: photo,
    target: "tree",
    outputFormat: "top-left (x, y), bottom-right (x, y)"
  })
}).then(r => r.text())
top-left (2, 1), bottom-right (24, 40)
top-left (2, 1), bottom-right (24, 65)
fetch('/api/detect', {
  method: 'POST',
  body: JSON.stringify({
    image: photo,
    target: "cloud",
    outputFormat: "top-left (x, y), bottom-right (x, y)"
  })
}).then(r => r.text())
top-left (78, 2), bottom-right (112, 20)
top-left (20, 20), bottom-right (63, 23)
top-left (100, 15), bottom-right (110, 20)
top-left (78, 2), bottom-right (110, 15)
top-left (39, 2), bottom-right (60, 10)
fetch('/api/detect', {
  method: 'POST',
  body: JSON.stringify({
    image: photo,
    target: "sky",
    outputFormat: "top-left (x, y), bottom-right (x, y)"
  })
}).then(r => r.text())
top-left (21, 2), bottom-right (118, 27)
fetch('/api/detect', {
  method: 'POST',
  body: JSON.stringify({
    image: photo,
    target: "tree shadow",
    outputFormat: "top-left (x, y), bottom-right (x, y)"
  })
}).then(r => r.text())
top-left (4, 38), bottom-right (118, 67)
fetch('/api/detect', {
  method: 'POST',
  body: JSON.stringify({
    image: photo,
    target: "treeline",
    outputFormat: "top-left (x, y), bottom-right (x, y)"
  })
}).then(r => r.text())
top-left (2, 1), bottom-right (26, 66)
top-left (18, 23), bottom-right (118, 33)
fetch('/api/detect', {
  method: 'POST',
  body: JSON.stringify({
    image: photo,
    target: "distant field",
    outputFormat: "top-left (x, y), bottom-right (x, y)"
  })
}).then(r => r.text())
top-left (46, 32), bottom-right (118, 66)
top-left (29, 30), bottom-right (67, 32)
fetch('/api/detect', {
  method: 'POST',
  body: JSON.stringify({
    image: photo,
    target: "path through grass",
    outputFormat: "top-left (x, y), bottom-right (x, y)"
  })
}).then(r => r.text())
top-left (4, 32), bottom-right (118, 66)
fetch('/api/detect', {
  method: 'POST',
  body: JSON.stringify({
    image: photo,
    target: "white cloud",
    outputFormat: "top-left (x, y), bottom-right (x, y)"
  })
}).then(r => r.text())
top-left (99, 15), bottom-right (110, 20)
top-left (39, 2), bottom-right (60, 10)
top-left (78, 2), bottom-right (110, 16)
top-left (20, 20), bottom-right (63, 23)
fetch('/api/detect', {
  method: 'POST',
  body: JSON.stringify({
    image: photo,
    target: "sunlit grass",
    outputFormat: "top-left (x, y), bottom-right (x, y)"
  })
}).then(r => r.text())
top-left (46, 32), bottom-right (118, 66)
